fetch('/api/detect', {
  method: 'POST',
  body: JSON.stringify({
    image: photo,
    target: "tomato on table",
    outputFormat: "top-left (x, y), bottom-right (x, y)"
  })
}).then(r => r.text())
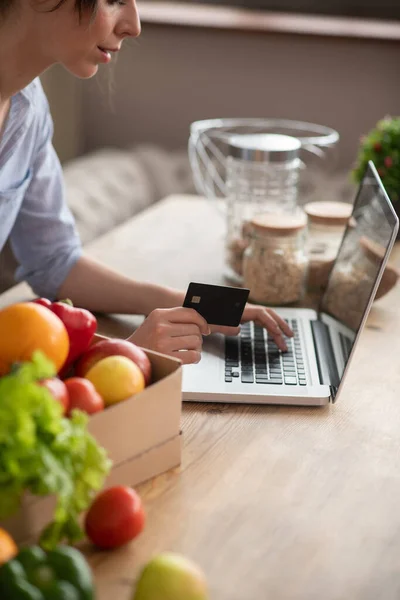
top-left (85, 486), bottom-right (146, 549)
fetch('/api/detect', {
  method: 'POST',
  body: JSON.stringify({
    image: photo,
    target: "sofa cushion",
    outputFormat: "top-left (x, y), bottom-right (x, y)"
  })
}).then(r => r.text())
top-left (63, 144), bottom-right (196, 245)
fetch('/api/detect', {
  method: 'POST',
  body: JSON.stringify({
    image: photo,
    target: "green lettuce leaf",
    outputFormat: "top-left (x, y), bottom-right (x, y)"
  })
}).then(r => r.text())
top-left (0, 351), bottom-right (112, 549)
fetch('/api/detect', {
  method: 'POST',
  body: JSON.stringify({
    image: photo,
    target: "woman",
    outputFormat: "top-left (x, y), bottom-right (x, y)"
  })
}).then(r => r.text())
top-left (0, 0), bottom-right (292, 363)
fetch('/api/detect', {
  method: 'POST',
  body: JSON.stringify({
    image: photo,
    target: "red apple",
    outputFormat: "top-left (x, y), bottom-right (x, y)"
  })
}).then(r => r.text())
top-left (75, 338), bottom-right (152, 385)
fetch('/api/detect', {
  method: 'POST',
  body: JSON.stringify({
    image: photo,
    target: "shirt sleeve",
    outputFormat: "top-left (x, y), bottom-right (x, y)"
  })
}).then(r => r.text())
top-left (9, 83), bottom-right (82, 299)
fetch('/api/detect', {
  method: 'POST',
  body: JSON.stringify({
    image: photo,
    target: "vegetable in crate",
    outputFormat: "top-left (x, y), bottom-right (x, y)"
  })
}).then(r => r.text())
top-left (38, 378), bottom-right (70, 415)
top-left (33, 298), bottom-right (97, 373)
top-left (64, 377), bottom-right (104, 416)
top-left (76, 338), bottom-right (152, 385)
top-left (85, 355), bottom-right (145, 406)
top-left (0, 544), bottom-right (94, 600)
top-left (0, 302), bottom-right (69, 376)
top-left (0, 351), bottom-right (111, 549)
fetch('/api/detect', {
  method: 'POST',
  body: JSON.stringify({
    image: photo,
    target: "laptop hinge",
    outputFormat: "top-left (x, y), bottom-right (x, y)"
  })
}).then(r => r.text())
top-left (311, 320), bottom-right (340, 394)
top-left (330, 385), bottom-right (339, 403)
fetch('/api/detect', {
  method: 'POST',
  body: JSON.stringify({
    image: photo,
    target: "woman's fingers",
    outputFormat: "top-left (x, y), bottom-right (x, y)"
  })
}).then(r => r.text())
top-left (210, 324), bottom-right (241, 337)
top-left (169, 334), bottom-right (203, 352)
top-left (169, 323), bottom-right (206, 338)
top-left (163, 307), bottom-right (210, 335)
top-left (172, 350), bottom-right (202, 365)
top-left (254, 311), bottom-right (288, 351)
top-left (242, 304), bottom-right (292, 351)
top-left (265, 309), bottom-right (294, 338)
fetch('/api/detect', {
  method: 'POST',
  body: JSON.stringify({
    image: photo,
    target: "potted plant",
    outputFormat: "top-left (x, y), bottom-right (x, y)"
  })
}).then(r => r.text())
top-left (353, 116), bottom-right (400, 238)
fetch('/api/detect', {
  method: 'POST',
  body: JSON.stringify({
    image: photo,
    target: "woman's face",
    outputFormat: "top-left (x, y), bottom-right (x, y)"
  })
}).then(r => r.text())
top-left (43, 0), bottom-right (141, 78)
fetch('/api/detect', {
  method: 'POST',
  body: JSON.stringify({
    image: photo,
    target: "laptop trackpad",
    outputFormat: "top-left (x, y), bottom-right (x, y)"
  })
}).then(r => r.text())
top-left (182, 334), bottom-right (224, 391)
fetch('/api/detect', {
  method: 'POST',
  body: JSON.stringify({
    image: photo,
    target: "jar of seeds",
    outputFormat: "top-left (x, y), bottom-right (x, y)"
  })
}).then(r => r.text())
top-left (304, 201), bottom-right (353, 292)
top-left (243, 210), bottom-right (308, 306)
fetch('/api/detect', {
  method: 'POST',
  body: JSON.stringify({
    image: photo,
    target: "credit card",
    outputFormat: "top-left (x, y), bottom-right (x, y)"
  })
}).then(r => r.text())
top-left (182, 282), bottom-right (249, 327)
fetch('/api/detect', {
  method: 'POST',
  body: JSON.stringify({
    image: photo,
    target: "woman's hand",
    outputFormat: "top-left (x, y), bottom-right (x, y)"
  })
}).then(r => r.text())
top-left (208, 303), bottom-right (293, 351)
top-left (127, 307), bottom-right (212, 364)
top-left (209, 303), bottom-right (294, 352)
top-left (128, 303), bottom-right (292, 364)
top-left (240, 303), bottom-right (293, 351)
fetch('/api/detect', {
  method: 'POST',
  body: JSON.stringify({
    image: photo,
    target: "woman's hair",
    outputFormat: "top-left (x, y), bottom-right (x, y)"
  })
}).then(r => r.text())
top-left (1, 0), bottom-right (98, 18)
top-left (52, 0), bottom-right (98, 17)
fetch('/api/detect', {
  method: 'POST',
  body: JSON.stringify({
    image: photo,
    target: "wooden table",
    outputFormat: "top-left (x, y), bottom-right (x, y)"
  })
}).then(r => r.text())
top-left (2, 195), bottom-right (400, 600)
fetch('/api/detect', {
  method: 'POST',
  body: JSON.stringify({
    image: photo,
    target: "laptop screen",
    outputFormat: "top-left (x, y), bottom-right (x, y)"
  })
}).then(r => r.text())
top-left (320, 161), bottom-right (398, 358)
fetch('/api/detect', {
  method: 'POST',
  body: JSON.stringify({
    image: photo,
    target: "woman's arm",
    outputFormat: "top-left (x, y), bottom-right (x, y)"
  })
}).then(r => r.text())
top-left (57, 255), bottom-right (292, 354)
top-left (57, 254), bottom-right (184, 316)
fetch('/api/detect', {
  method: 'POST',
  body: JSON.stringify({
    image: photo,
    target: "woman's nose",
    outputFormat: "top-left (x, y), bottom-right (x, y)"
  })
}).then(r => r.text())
top-left (116, 1), bottom-right (141, 39)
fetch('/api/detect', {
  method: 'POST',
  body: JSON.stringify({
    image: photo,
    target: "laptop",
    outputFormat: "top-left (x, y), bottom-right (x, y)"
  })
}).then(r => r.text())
top-left (182, 161), bottom-right (399, 406)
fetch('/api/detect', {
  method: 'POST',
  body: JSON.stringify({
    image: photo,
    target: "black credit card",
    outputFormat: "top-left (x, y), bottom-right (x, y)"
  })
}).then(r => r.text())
top-left (182, 282), bottom-right (249, 327)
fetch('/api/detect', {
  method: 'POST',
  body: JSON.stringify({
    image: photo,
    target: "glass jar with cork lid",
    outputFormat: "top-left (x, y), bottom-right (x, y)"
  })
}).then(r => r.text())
top-left (304, 201), bottom-right (353, 292)
top-left (225, 133), bottom-right (302, 284)
top-left (242, 210), bottom-right (308, 306)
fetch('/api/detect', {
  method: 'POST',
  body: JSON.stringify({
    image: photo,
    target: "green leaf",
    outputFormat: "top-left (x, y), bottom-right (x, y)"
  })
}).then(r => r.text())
top-left (353, 116), bottom-right (400, 202)
top-left (0, 351), bottom-right (112, 549)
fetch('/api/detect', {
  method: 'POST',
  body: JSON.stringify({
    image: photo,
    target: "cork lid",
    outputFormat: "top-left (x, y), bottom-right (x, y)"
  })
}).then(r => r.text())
top-left (250, 211), bottom-right (307, 236)
top-left (304, 201), bottom-right (353, 226)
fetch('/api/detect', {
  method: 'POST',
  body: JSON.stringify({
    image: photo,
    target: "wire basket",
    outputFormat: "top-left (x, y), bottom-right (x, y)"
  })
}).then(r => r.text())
top-left (188, 118), bottom-right (340, 204)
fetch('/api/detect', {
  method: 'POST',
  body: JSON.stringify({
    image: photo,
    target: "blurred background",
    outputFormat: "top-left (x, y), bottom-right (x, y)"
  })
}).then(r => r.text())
top-left (37, 1), bottom-right (399, 245)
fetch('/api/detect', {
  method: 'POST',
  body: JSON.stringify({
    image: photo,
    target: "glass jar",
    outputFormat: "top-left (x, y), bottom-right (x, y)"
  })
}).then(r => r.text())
top-left (225, 133), bottom-right (302, 284)
top-left (242, 210), bottom-right (308, 306)
top-left (304, 201), bottom-right (353, 292)
top-left (322, 236), bottom-right (399, 331)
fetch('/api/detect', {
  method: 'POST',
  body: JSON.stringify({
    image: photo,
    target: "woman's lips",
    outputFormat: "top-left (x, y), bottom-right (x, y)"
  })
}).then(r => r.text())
top-left (97, 47), bottom-right (112, 63)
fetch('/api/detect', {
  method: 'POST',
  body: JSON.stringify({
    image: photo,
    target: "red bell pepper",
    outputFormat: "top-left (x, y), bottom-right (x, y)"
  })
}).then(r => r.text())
top-left (32, 298), bottom-right (97, 372)
top-left (33, 297), bottom-right (52, 308)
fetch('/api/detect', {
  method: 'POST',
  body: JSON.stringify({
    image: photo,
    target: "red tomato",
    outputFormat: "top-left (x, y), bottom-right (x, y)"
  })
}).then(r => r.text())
top-left (85, 486), bottom-right (146, 549)
top-left (39, 378), bottom-right (69, 416)
top-left (64, 377), bottom-right (104, 416)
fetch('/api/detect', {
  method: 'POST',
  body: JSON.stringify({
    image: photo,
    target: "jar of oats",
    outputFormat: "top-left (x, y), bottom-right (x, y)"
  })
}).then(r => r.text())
top-left (304, 201), bottom-right (353, 292)
top-left (243, 210), bottom-right (308, 306)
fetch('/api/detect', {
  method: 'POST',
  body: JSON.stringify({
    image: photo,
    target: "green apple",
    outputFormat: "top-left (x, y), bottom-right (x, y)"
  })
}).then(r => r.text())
top-left (133, 552), bottom-right (208, 600)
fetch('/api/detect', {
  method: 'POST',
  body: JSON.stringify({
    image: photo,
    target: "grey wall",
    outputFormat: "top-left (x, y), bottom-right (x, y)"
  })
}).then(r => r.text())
top-left (79, 24), bottom-right (400, 171)
top-left (41, 68), bottom-right (83, 164)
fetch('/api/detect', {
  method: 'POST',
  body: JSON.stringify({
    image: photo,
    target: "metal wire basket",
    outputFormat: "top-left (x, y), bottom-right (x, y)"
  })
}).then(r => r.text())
top-left (188, 118), bottom-right (340, 202)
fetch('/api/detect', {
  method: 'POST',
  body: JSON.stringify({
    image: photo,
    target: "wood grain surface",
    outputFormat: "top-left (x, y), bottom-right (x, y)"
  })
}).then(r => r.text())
top-left (2, 195), bottom-right (400, 600)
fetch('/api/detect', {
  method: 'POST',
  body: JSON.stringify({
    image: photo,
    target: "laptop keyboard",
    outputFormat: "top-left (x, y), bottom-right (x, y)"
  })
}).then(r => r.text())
top-left (224, 319), bottom-right (307, 386)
